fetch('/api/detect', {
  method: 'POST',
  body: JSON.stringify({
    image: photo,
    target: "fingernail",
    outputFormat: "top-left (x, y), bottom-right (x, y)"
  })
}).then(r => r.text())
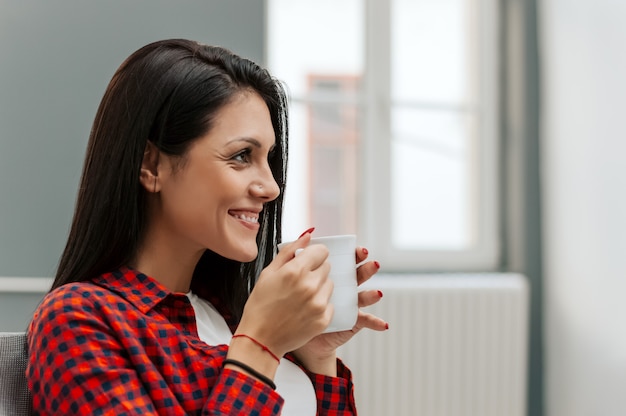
top-left (374, 261), bottom-right (380, 269)
top-left (377, 290), bottom-right (383, 298)
top-left (362, 247), bottom-right (369, 255)
top-left (385, 323), bottom-right (389, 330)
top-left (299, 227), bottom-right (315, 238)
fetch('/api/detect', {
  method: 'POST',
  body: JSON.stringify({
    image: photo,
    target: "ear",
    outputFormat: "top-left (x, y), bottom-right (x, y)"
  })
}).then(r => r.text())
top-left (139, 141), bottom-right (161, 193)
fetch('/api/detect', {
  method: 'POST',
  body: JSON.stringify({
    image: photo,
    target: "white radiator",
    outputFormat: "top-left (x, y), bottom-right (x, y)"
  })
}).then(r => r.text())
top-left (337, 273), bottom-right (529, 416)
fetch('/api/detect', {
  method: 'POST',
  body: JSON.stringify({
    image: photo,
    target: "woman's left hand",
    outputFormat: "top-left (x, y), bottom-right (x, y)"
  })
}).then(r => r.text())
top-left (291, 246), bottom-right (388, 374)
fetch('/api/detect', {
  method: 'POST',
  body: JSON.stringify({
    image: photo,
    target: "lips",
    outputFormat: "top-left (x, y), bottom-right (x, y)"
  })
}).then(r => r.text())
top-left (228, 210), bottom-right (260, 224)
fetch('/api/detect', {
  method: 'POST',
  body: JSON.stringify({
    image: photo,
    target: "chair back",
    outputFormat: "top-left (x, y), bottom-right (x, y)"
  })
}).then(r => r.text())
top-left (0, 332), bottom-right (32, 416)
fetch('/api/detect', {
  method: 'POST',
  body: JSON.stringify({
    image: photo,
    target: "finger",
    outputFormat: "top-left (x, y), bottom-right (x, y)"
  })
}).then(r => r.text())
top-left (272, 232), bottom-right (313, 268)
top-left (358, 289), bottom-right (384, 308)
top-left (356, 260), bottom-right (380, 286)
top-left (355, 246), bottom-right (370, 264)
top-left (353, 311), bottom-right (388, 332)
top-left (294, 243), bottom-right (330, 272)
top-left (308, 270), bottom-right (334, 331)
top-left (309, 260), bottom-right (333, 296)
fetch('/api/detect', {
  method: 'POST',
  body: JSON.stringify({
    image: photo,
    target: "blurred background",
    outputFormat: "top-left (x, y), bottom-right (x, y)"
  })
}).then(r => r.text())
top-left (0, 1), bottom-right (624, 415)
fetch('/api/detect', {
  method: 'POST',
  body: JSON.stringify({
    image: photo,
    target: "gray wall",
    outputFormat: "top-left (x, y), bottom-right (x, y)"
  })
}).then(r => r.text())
top-left (0, 0), bottom-right (265, 331)
top-left (541, 0), bottom-right (626, 414)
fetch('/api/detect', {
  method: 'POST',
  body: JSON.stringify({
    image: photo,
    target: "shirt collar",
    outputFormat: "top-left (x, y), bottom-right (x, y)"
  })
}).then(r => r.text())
top-left (91, 266), bottom-right (174, 314)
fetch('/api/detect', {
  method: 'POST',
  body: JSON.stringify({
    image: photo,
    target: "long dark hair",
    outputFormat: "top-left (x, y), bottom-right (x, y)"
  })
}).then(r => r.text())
top-left (52, 39), bottom-right (288, 320)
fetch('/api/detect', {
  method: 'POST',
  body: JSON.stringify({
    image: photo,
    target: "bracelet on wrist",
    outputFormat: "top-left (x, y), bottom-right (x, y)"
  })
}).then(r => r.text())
top-left (231, 334), bottom-right (281, 363)
top-left (223, 358), bottom-right (277, 390)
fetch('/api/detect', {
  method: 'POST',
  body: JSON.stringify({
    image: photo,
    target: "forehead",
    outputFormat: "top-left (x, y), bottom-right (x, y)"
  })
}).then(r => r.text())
top-left (207, 91), bottom-right (275, 146)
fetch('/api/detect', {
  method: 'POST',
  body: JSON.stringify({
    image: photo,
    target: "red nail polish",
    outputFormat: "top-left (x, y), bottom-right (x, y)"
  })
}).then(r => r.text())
top-left (377, 290), bottom-right (383, 298)
top-left (362, 247), bottom-right (369, 255)
top-left (298, 227), bottom-right (315, 238)
top-left (374, 261), bottom-right (380, 269)
top-left (385, 323), bottom-right (389, 330)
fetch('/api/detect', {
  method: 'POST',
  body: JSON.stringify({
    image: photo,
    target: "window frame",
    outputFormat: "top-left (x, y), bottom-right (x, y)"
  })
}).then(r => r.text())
top-left (265, 0), bottom-right (502, 272)
top-left (360, 0), bottom-right (501, 271)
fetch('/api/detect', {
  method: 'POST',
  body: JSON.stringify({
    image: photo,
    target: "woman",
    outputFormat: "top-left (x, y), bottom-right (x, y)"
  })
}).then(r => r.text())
top-left (27, 39), bottom-right (387, 415)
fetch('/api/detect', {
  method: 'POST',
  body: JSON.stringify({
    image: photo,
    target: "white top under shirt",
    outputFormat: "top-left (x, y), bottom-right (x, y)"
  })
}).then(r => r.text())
top-left (186, 291), bottom-right (316, 415)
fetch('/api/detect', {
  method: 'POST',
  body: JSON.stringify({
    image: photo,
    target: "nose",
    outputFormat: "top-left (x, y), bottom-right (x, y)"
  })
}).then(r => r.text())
top-left (251, 164), bottom-right (281, 201)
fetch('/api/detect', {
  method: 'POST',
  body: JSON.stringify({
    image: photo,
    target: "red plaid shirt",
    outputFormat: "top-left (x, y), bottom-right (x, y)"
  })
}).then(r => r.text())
top-left (27, 267), bottom-right (357, 415)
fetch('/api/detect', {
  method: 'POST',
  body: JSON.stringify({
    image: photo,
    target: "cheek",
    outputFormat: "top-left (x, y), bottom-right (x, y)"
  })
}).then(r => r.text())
top-left (161, 181), bottom-right (215, 226)
top-left (160, 166), bottom-right (245, 228)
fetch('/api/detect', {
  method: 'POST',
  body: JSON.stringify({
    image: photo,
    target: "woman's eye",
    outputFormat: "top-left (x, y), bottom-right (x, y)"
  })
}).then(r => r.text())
top-left (232, 149), bottom-right (252, 163)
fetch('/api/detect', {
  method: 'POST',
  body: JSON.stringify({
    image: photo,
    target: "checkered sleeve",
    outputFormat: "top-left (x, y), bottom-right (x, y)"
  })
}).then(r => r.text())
top-left (26, 286), bottom-right (284, 416)
top-left (208, 368), bottom-right (283, 415)
top-left (27, 289), bottom-right (164, 415)
top-left (294, 357), bottom-right (358, 415)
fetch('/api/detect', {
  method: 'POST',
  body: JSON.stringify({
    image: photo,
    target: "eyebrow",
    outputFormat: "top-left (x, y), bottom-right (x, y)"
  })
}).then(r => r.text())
top-left (228, 137), bottom-right (261, 147)
top-left (228, 137), bottom-right (276, 152)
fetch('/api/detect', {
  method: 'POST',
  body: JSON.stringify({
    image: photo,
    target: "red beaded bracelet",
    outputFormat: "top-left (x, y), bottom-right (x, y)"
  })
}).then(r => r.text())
top-left (232, 334), bottom-right (281, 363)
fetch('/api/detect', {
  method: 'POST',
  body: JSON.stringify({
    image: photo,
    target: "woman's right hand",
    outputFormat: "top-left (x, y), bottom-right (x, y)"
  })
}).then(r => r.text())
top-left (235, 231), bottom-right (333, 358)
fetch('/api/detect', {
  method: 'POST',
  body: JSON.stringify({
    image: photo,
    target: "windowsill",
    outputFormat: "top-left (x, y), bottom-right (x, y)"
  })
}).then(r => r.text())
top-left (0, 276), bottom-right (53, 293)
top-left (363, 272), bottom-right (527, 290)
top-left (0, 273), bottom-right (526, 293)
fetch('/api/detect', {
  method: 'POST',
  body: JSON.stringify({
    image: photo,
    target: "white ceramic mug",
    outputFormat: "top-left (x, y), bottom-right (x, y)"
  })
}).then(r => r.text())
top-left (279, 234), bottom-right (359, 333)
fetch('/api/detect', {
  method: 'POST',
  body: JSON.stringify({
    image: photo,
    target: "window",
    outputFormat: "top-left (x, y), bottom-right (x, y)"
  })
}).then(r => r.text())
top-left (267, 0), bottom-right (499, 271)
top-left (308, 75), bottom-right (360, 236)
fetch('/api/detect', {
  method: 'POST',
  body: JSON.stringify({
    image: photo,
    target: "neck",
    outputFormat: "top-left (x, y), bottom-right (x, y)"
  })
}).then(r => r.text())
top-left (131, 226), bottom-right (204, 293)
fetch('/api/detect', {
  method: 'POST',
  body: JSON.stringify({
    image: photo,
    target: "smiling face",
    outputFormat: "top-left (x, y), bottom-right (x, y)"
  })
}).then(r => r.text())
top-left (151, 90), bottom-right (281, 263)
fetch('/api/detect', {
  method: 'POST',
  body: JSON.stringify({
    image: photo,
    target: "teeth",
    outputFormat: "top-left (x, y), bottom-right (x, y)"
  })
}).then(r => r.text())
top-left (235, 214), bottom-right (258, 223)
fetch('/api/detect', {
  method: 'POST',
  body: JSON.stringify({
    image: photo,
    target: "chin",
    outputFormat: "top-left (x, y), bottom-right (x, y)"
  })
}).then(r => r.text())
top-left (240, 248), bottom-right (259, 263)
top-left (221, 245), bottom-right (258, 263)
top-left (210, 231), bottom-right (260, 262)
